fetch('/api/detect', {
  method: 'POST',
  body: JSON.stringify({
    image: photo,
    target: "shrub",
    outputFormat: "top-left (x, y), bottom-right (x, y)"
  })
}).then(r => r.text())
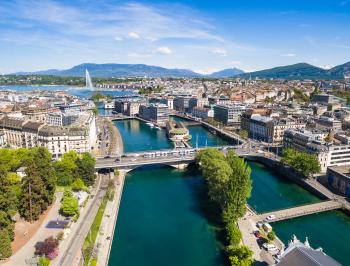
top-left (39, 257), bottom-right (51, 266)
top-left (35, 236), bottom-right (59, 256)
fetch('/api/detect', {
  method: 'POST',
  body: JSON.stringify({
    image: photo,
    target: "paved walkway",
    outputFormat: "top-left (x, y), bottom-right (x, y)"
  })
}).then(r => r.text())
top-left (96, 171), bottom-right (126, 266)
top-left (3, 193), bottom-right (63, 266)
top-left (52, 174), bottom-right (106, 266)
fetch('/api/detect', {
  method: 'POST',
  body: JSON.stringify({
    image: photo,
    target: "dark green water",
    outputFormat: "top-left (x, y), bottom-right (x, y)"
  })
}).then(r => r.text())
top-left (247, 162), bottom-right (321, 213)
top-left (108, 165), bottom-right (225, 266)
top-left (273, 211), bottom-right (350, 265)
top-left (114, 119), bottom-right (172, 152)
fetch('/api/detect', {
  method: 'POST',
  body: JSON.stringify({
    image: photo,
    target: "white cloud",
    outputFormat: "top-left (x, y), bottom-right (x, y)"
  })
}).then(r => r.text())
top-left (212, 49), bottom-right (228, 56)
top-left (128, 32), bottom-right (141, 39)
top-left (156, 47), bottom-right (172, 55)
top-left (114, 36), bottom-right (124, 41)
top-left (283, 53), bottom-right (296, 57)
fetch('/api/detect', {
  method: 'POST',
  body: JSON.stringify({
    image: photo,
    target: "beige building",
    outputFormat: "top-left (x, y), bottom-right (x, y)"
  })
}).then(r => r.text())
top-left (0, 112), bottom-right (96, 158)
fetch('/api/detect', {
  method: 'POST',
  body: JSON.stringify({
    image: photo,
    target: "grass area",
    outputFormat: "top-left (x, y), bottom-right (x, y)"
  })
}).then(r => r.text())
top-left (82, 181), bottom-right (115, 266)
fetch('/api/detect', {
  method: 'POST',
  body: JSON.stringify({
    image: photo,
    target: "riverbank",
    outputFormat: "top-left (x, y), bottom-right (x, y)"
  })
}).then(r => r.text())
top-left (97, 171), bottom-right (126, 266)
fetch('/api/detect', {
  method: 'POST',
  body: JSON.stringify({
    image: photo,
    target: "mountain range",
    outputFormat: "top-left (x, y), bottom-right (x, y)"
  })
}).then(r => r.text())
top-left (13, 61), bottom-right (350, 80)
top-left (238, 62), bottom-right (350, 80)
top-left (14, 63), bottom-right (244, 78)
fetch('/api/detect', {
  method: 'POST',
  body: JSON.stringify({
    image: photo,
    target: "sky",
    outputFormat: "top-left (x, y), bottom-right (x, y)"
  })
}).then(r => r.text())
top-left (0, 0), bottom-right (350, 74)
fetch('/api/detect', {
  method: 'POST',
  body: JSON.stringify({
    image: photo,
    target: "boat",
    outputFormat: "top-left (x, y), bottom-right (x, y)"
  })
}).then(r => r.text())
top-left (155, 126), bottom-right (162, 130)
top-left (146, 122), bottom-right (154, 127)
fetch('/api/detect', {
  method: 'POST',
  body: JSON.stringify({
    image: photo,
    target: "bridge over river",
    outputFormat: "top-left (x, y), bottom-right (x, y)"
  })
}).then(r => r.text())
top-left (253, 200), bottom-right (343, 223)
top-left (95, 146), bottom-right (262, 170)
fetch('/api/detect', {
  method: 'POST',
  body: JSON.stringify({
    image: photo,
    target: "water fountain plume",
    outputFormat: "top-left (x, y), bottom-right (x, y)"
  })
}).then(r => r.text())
top-left (85, 69), bottom-right (93, 90)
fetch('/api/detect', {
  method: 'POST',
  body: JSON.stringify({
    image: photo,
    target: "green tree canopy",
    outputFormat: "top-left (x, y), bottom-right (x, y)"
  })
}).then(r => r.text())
top-left (60, 190), bottom-right (79, 217)
top-left (281, 148), bottom-right (321, 177)
top-left (0, 229), bottom-right (12, 259)
top-left (76, 153), bottom-right (96, 186)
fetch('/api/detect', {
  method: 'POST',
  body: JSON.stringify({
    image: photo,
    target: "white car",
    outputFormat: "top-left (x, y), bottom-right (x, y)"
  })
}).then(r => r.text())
top-left (266, 215), bottom-right (276, 221)
top-left (262, 243), bottom-right (278, 252)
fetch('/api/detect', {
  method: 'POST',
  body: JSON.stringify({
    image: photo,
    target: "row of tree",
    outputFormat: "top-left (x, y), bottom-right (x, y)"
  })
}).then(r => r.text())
top-left (0, 148), bottom-right (96, 260)
top-left (281, 148), bottom-right (321, 178)
top-left (196, 149), bottom-right (253, 266)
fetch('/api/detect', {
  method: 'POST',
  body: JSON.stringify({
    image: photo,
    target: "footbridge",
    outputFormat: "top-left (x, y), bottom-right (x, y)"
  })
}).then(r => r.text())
top-left (253, 200), bottom-right (343, 223)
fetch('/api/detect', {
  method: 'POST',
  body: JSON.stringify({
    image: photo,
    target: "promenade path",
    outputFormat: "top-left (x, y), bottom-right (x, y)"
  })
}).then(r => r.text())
top-left (53, 174), bottom-right (108, 266)
top-left (254, 200), bottom-right (342, 223)
top-left (3, 193), bottom-right (63, 266)
top-left (96, 171), bottom-right (126, 266)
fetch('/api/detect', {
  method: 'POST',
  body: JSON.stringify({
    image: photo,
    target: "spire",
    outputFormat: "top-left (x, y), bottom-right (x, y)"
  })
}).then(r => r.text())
top-left (304, 237), bottom-right (310, 248)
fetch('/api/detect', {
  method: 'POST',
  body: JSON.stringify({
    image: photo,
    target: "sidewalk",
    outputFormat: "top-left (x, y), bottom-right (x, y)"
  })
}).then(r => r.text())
top-left (3, 193), bottom-right (63, 266)
top-left (52, 174), bottom-right (105, 266)
top-left (96, 171), bottom-right (126, 266)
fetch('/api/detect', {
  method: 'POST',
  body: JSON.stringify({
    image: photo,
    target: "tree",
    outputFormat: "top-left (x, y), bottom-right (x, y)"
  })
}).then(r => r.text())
top-left (267, 231), bottom-right (276, 242)
top-left (27, 148), bottom-right (56, 204)
top-left (225, 151), bottom-right (252, 220)
top-left (238, 129), bottom-right (248, 139)
top-left (35, 236), bottom-right (59, 256)
top-left (19, 164), bottom-right (48, 221)
top-left (71, 178), bottom-right (88, 192)
top-left (0, 169), bottom-right (18, 213)
top-left (60, 191), bottom-right (79, 217)
top-left (226, 221), bottom-right (242, 247)
top-left (281, 148), bottom-right (321, 178)
top-left (227, 245), bottom-right (253, 266)
top-left (54, 151), bottom-right (79, 186)
top-left (0, 229), bottom-right (12, 259)
top-left (76, 153), bottom-right (96, 186)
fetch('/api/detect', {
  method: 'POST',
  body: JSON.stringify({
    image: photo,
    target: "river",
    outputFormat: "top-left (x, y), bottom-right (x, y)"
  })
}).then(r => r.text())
top-left (4, 85), bottom-right (350, 265)
top-left (109, 118), bottom-right (350, 266)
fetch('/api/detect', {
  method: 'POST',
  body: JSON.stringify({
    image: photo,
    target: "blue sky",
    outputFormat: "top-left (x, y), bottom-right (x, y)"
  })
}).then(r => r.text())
top-left (0, 0), bottom-right (350, 74)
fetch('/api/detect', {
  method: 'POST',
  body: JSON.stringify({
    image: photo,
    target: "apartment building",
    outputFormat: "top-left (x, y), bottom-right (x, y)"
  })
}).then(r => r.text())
top-left (0, 112), bottom-right (96, 158)
top-left (213, 104), bottom-right (245, 126)
top-left (284, 129), bottom-right (350, 173)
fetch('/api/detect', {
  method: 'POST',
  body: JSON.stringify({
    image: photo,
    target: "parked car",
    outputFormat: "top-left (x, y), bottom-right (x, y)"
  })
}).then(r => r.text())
top-left (266, 215), bottom-right (276, 221)
top-left (254, 231), bottom-right (261, 238)
top-left (256, 221), bottom-right (263, 228)
top-left (262, 243), bottom-right (277, 252)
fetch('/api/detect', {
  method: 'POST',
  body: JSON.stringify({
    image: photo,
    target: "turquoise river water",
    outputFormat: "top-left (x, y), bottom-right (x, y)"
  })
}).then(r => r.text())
top-left (110, 119), bottom-right (350, 266)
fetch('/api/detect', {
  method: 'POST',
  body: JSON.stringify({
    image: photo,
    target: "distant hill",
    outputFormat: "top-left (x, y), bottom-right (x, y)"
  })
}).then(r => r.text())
top-left (13, 61), bottom-right (350, 79)
top-left (13, 63), bottom-right (245, 78)
top-left (15, 63), bottom-right (202, 78)
top-left (238, 62), bottom-right (350, 80)
top-left (207, 68), bottom-right (244, 78)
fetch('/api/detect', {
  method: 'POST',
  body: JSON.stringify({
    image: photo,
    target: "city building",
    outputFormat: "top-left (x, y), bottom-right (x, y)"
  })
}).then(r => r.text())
top-left (213, 104), bottom-right (245, 126)
top-left (139, 104), bottom-right (170, 125)
top-left (311, 94), bottom-right (346, 105)
top-left (173, 96), bottom-right (191, 113)
top-left (284, 129), bottom-right (350, 172)
top-left (191, 107), bottom-right (213, 120)
top-left (327, 166), bottom-right (350, 197)
top-left (0, 111), bottom-right (96, 158)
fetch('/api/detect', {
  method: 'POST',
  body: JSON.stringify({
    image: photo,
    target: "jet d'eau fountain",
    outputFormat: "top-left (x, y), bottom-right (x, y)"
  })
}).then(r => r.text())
top-left (85, 69), bottom-right (94, 90)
